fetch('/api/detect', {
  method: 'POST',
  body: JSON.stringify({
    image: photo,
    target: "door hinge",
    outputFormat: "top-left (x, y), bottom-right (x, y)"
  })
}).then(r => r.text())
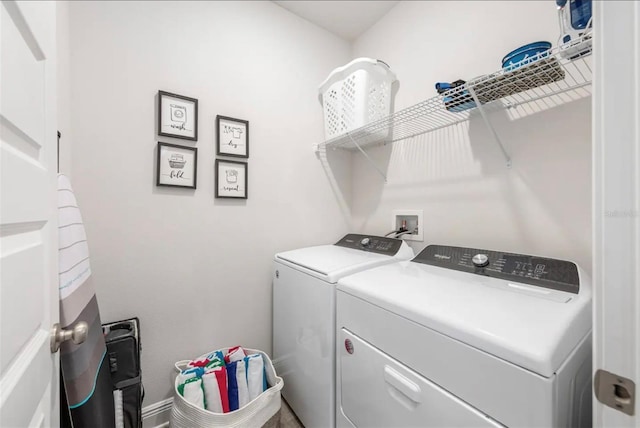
top-left (595, 369), bottom-right (636, 416)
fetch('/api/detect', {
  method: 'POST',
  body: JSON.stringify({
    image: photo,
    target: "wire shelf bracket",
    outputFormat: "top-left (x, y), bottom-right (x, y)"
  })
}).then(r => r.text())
top-left (467, 86), bottom-right (512, 167)
top-left (348, 132), bottom-right (388, 182)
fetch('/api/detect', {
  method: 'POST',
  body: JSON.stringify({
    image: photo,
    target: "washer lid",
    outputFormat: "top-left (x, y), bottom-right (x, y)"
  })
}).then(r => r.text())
top-left (276, 245), bottom-right (398, 283)
top-left (337, 260), bottom-right (592, 378)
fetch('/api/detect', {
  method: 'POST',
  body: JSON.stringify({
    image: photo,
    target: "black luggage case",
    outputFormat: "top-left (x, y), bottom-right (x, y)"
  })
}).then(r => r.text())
top-left (103, 318), bottom-right (143, 428)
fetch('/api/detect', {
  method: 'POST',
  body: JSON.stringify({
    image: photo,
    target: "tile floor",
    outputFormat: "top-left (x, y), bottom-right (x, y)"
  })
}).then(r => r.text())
top-left (279, 399), bottom-right (304, 428)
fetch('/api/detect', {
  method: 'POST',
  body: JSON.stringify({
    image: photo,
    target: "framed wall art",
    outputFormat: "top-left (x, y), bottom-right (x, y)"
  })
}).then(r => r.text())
top-left (156, 142), bottom-right (197, 189)
top-left (216, 115), bottom-right (249, 158)
top-left (158, 90), bottom-right (198, 141)
top-left (215, 159), bottom-right (247, 199)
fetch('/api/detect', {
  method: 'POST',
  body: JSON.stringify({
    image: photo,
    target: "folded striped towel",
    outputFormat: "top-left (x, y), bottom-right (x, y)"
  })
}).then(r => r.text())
top-left (177, 367), bottom-right (204, 385)
top-left (202, 366), bottom-right (230, 413)
top-left (227, 360), bottom-right (250, 411)
top-left (206, 350), bottom-right (225, 362)
top-left (188, 357), bottom-right (212, 368)
top-left (178, 377), bottom-right (205, 409)
top-left (244, 353), bottom-right (267, 401)
top-left (225, 346), bottom-right (247, 364)
top-left (204, 357), bottom-right (224, 371)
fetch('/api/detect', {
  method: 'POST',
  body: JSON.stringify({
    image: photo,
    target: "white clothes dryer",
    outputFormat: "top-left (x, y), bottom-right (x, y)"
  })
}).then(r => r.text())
top-left (273, 234), bottom-right (414, 428)
top-left (336, 244), bottom-right (592, 428)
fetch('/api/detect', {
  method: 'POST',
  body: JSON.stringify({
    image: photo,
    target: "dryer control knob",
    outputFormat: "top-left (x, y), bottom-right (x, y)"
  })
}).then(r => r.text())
top-left (472, 253), bottom-right (490, 267)
top-left (360, 237), bottom-right (371, 247)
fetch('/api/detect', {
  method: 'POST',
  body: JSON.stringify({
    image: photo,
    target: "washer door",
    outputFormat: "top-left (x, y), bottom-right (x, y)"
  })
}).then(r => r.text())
top-left (339, 329), bottom-right (505, 427)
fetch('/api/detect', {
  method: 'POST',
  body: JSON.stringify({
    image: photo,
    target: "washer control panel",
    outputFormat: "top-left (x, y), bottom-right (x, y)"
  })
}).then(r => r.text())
top-left (335, 234), bottom-right (402, 256)
top-left (413, 245), bottom-right (580, 294)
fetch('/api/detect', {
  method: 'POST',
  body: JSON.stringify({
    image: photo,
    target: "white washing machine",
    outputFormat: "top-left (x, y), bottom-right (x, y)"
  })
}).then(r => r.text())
top-left (273, 234), bottom-right (414, 428)
top-left (336, 244), bottom-right (592, 428)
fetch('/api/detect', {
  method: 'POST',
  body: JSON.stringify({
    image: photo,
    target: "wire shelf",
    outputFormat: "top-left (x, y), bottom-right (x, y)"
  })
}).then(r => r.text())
top-left (319, 35), bottom-right (593, 151)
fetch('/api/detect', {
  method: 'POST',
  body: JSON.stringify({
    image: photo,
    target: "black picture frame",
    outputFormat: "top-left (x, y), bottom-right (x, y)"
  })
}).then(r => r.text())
top-left (158, 90), bottom-right (198, 141)
top-left (216, 115), bottom-right (249, 158)
top-left (215, 159), bottom-right (248, 199)
top-left (156, 142), bottom-right (198, 189)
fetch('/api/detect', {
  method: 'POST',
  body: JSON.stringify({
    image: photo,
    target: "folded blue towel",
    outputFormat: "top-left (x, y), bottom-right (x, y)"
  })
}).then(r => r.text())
top-left (226, 360), bottom-right (249, 411)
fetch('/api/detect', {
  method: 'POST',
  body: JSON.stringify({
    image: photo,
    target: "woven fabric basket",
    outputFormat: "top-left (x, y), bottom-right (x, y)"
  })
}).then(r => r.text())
top-left (170, 348), bottom-right (283, 428)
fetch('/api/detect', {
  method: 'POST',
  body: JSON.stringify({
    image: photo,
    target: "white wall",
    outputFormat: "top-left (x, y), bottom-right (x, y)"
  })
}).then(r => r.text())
top-left (349, 1), bottom-right (592, 273)
top-left (56, 1), bottom-right (72, 176)
top-left (68, 0), bottom-right (351, 405)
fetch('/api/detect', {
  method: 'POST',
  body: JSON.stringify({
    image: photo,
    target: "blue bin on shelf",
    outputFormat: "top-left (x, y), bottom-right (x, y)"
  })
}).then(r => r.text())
top-left (501, 41), bottom-right (552, 71)
top-left (436, 81), bottom-right (477, 113)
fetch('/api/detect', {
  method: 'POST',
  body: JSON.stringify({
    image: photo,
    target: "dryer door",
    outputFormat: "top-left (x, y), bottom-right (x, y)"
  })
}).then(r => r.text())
top-left (339, 329), bottom-right (505, 428)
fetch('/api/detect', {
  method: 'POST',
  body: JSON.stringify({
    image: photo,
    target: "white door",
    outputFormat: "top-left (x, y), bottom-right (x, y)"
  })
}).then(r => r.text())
top-left (593, 0), bottom-right (640, 426)
top-left (0, 1), bottom-right (59, 427)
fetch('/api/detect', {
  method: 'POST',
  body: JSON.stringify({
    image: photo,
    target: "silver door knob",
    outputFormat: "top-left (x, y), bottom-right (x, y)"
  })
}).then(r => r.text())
top-left (50, 321), bottom-right (89, 353)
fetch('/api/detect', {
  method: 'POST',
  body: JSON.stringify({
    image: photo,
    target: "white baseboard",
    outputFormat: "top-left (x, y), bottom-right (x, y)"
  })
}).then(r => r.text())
top-left (142, 398), bottom-right (173, 428)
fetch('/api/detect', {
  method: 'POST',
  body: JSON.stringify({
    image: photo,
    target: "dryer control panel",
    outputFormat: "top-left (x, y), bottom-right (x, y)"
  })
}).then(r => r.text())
top-left (413, 245), bottom-right (580, 294)
top-left (335, 234), bottom-right (402, 256)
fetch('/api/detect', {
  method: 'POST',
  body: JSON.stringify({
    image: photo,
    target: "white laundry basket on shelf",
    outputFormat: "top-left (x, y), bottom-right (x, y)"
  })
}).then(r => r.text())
top-left (170, 347), bottom-right (283, 428)
top-left (318, 58), bottom-right (398, 141)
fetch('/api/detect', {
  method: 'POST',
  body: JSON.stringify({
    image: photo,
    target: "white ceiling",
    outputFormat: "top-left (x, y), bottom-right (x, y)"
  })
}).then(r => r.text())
top-left (273, 1), bottom-right (399, 41)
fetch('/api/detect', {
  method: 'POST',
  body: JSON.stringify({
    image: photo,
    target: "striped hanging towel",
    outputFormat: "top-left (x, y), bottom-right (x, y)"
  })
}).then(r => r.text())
top-left (58, 174), bottom-right (115, 427)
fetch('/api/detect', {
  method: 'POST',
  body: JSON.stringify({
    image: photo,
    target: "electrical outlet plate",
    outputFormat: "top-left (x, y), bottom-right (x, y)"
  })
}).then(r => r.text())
top-left (392, 210), bottom-right (423, 242)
